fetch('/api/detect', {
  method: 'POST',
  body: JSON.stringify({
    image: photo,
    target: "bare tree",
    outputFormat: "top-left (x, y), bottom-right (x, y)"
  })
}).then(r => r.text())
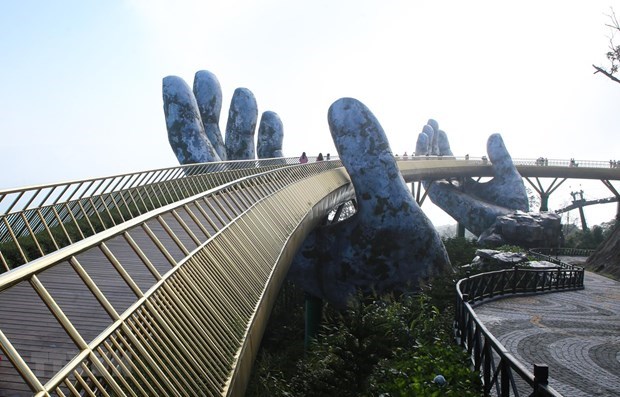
top-left (593, 8), bottom-right (620, 84)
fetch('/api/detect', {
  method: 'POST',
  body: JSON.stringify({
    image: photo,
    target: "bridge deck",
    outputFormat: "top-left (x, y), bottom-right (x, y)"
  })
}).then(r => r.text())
top-left (0, 163), bottom-right (353, 396)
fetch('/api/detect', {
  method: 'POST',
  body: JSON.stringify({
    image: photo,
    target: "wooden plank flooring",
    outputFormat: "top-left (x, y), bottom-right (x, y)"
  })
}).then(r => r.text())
top-left (0, 180), bottom-right (278, 396)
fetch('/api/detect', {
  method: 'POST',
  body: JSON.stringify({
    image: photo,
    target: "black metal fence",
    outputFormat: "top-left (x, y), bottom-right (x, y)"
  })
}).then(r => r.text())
top-left (454, 263), bottom-right (585, 396)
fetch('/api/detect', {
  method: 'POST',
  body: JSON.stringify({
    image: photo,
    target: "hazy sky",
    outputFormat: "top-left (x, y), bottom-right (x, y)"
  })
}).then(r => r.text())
top-left (1, 0), bottom-right (619, 226)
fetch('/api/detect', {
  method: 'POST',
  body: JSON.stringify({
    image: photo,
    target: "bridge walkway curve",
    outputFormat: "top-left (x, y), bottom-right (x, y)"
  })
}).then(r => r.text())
top-left (0, 162), bottom-right (354, 396)
top-left (0, 157), bottom-right (619, 396)
top-left (473, 271), bottom-right (620, 397)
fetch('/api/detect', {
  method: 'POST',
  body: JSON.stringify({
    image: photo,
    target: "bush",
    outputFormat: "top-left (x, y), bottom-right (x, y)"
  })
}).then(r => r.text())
top-left (248, 277), bottom-right (482, 396)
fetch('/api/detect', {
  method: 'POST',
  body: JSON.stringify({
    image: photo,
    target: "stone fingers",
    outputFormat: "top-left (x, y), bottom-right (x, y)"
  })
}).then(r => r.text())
top-left (415, 124), bottom-right (433, 155)
top-left (425, 180), bottom-right (513, 236)
top-left (288, 98), bottom-right (451, 308)
top-left (463, 133), bottom-right (529, 211)
top-left (257, 111), bottom-right (284, 158)
top-left (193, 70), bottom-right (227, 160)
top-left (225, 88), bottom-right (258, 160)
top-left (328, 98), bottom-right (409, 214)
top-left (162, 76), bottom-right (221, 164)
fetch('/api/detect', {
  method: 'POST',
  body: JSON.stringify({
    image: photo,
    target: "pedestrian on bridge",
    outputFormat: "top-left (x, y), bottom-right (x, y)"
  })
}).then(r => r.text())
top-left (299, 152), bottom-right (308, 163)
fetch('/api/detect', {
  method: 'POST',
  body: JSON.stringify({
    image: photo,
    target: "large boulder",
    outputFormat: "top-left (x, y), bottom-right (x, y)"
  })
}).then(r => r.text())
top-left (478, 211), bottom-right (562, 248)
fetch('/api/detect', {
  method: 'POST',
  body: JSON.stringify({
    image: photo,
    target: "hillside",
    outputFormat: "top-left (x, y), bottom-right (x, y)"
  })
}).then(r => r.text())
top-left (586, 224), bottom-right (620, 281)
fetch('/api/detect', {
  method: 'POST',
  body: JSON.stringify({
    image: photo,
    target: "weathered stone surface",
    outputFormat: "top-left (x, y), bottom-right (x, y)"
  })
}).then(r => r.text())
top-left (257, 111), bottom-right (284, 158)
top-left (470, 249), bottom-right (529, 269)
top-left (428, 119), bottom-right (440, 155)
top-left (163, 75), bottom-right (221, 164)
top-left (436, 129), bottom-right (452, 155)
top-left (288, 98), bottom-right (451, 308)
top-left (415, 124), bottom-right (434, 156)
top-left (415, 120), bottom-right (452, 156)
top-left (193, 70), bottom-right (227, 160)
top-left (422, 132), bottom-right (528, 235)
top-left (225, 88), bottom-right (258, 160)
top-left (478, 211), bottom-right (563, 248)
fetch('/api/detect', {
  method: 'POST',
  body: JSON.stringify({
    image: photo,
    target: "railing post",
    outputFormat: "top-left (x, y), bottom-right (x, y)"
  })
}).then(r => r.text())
top-left (532, 364), bottom-right (549, 396)
top-left (500, 359), bottom-right (510, 397)
top-left (483, 341), bottom-right (491, 396)
top-left (460, 293), bottom-right (469, 347)
top-left (513, 266), bottom-right (518, 294)
top-left (556, 267), bottom-right (561, 290)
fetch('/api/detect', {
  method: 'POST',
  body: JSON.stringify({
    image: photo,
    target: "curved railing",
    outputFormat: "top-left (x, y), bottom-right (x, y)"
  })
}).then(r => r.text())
top-left (529, 247), bottom-right (594, 264)
top-left (0, 161), bottom-right (354, 396)
top-left (0, 157), bottom-right (338, 271)
top-left (0, 155), bottom-right (608, 396)
top-left (454, 261), bottom-right (585, 397)
top-left (3, 156), bottom-right (617, 273)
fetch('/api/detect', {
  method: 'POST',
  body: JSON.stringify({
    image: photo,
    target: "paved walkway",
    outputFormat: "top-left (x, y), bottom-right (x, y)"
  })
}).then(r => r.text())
top-left (474, 271), bottom-right (620, 397)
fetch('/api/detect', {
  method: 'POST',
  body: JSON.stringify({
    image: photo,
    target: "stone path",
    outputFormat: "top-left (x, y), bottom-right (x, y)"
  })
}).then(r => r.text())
top-left (474, 271), bottom-right (620, 397)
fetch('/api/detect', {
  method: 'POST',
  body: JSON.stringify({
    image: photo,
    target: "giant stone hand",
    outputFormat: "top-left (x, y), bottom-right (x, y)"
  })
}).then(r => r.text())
top-left (288, 98), bottom-right (451, 308)
top-left (163, 70), bottom-right (283, 163)
top-left (416, 122), bottom-right (529, 236)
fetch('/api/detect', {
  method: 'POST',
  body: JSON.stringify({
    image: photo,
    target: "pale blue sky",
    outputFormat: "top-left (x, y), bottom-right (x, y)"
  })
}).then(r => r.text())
top-left (1, 0), bottom-right (619, 225)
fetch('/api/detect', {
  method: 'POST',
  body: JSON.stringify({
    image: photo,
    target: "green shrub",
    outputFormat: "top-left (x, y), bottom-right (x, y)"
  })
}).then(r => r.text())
top-left (248, 278), bottom-right (482, 396)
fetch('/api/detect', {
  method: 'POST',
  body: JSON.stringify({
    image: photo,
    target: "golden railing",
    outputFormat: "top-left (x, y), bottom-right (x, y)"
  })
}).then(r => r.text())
top-left (0, 158), bottom-right (307, 272)
top-left (0, 160), bottom-right (353, 396)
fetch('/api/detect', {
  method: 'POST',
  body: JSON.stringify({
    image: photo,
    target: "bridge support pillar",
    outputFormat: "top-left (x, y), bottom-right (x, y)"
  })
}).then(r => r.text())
top-left (540, 193), bottom-right (549, 212)
top-left (457, 223), bottom-right (465, 238)
top-left (304, 294), bottom-right (323, 349)
top-left (578, 206), bottom-right (588, 231)
top-left (524, 177), bottom-right (566, 212)
top-left (601, 180), bottom-right (620, 221)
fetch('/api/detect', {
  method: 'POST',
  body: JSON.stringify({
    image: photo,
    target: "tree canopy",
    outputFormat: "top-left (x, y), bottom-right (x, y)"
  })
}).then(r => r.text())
top-left (593, 8), bottom-right (620, 84)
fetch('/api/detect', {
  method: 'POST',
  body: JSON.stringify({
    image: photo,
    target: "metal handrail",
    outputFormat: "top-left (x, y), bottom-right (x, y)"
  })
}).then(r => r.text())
top-left (397, 156), bottom-right (615, 169)
top-left (0, 157), bottom-right (339, 271)
top-left (529, 247), bottom-right (594, 261)
top-left (2, 155), bottom-right (614, 273)
top-left (455, 263), bottom-right (585, 397)
top-left (0, 160), bottom-right (352, 396)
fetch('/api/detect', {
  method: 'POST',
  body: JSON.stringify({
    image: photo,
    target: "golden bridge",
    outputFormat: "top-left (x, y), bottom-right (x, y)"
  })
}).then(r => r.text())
top-left (0, 156), bottom-right (618, 396)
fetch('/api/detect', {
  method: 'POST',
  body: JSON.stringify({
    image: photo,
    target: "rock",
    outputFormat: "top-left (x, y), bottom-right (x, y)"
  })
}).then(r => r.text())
top-left (471, 249), bottom-right (529, 269)
top-left (528, 260), bottom-right (557, 268)
top-left (478, 211), bottom-right (562, 248)
top-left (433, 375), bottom-right (447, 386)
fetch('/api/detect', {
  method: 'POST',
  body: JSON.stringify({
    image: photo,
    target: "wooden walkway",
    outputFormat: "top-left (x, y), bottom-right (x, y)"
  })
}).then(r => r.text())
top-left (0, 163), bottom-right (350, 396)
top-left (0, 192), bottom-right (241, 396)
